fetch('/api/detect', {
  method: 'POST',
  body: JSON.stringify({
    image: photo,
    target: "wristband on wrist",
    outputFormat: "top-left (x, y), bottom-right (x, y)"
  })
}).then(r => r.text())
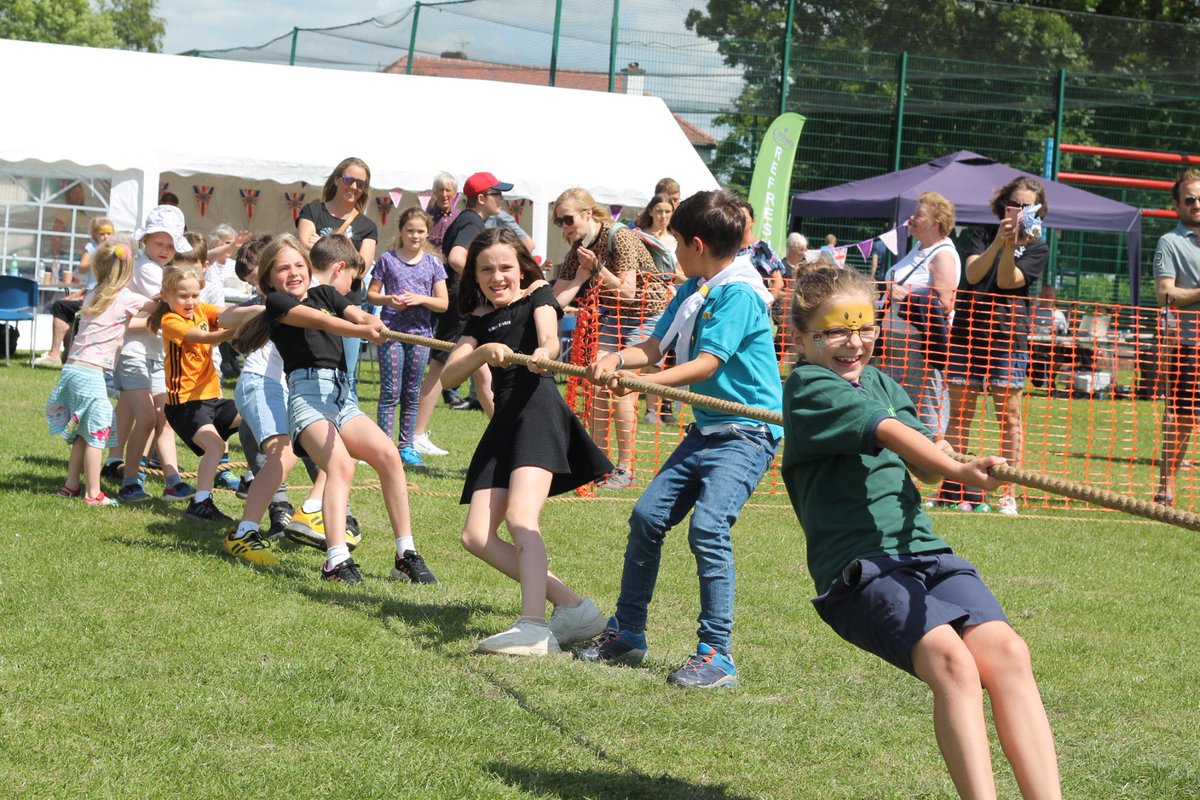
top-left (612, 352), bottom-right (625, 371)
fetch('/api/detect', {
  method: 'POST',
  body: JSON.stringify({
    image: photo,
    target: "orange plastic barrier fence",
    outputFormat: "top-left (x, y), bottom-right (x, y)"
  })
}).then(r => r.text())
top-left (563, 275), bottom-right (1196, 512)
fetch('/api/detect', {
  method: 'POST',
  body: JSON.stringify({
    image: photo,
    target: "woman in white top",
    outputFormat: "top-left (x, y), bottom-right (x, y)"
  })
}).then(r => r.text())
top-left (880, 191), bottom-right (961, 435)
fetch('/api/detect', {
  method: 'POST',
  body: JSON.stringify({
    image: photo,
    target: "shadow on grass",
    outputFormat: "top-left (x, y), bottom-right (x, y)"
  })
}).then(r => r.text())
top-left (296, 585), bottom-right (504, 649)
top-left (487, 762), bottom-right (754, 800)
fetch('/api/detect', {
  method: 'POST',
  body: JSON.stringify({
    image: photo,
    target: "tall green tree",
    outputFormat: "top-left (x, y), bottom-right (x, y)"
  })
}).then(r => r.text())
top-left (0, 0), bottom-right (163, 52)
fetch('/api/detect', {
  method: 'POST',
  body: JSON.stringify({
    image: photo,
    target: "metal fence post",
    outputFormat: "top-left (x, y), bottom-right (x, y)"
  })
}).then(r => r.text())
top-left (1048, 67), bottom-right (1067, 284)
top-left (892, 51), bottom-right (908, 172)
top-left (608, 0), bottom-right (620, 92)
top-left (406, 2), bottom-right (421, 75)
top-left (779, 0), bottom-right (795, 115)
top-left (550, 0), bottom-right (563, 87)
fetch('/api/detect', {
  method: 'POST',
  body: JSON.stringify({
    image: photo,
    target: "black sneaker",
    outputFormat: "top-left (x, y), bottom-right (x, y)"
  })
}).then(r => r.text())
top-left (321, 557), bottom-right (363, 585)
top-left (184, 496), bottom-right (234, 523)
top-left (235, 475), bottom-right (253, 500)
top-left (346, 513), bottom-right (360, 538)
top-left (392, 550), bottom-right (438, 584)
top-left (101, 460), bottom-right (125, 482)
top-left (265, 501), bottom-right (294, 540)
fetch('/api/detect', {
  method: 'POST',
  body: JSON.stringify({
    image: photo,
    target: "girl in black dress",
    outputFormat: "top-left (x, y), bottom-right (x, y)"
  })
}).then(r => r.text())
top-left (444, 229), bottom-right (612, 656)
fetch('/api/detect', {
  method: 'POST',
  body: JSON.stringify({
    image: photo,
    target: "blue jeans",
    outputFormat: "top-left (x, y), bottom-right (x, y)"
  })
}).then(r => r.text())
top-left (614, 425), bottom-right (778, 655)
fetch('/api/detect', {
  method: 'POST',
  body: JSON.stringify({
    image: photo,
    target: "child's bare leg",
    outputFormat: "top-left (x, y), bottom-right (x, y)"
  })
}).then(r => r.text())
top-left (461, 485), bottom-right (581, 609)
top-left (305, 469), bottom-right (326, 507)
top-left (911, 624), bottom-right (997, 800)
top-left (298, 421), bottom-right (351, 548)
top-left (111, 393), bottom-right (132, 463)
top-left (82, 443), bottom-right (104, 499)
top-left (151, 393), bottom-right (182, 481)
top-left (121, 389), bottom-right (155, 480)
top-left (964, 622), bottom-right (1061, 800)
top-left (505, 466), bottom-right (555, 621)
top-left (341, 416), bottom-right (411, 539)
top-left (614, 391), bottom-right (636, 472)
top-left (242, 435), bottom-right (297, 524)
top-left (65, 437), bottom-right (87, 492)
top-left (191, 426), bottom-right (226, 493)
top-left (590, 389), bottom-right (613, 454)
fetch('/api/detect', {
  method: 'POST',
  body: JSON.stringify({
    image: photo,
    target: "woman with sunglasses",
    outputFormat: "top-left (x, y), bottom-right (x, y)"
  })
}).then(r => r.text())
top-left (552, 187), bottom-right (670, 490)
top-left (297, 157), bottom-right (378, 402)
top-left (940, 177), bottom-right (1048, 517)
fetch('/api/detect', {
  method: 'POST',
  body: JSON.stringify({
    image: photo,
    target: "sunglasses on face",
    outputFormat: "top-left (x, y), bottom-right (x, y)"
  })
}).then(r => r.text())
top-left (807, 325), bottom-right (880, 347)
top-left (484, 190), bottom-right (503, 197)
top-left (553, 214), bottom-right (576, 228)
top-left (340, 175), bottom-right (367, 190)
top-left (1183, 195), bottom-right (1200, 206)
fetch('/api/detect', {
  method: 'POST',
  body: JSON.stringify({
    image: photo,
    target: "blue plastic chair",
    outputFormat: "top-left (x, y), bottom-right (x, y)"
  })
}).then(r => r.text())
top-left (0, 275), bottom-right (38, 367)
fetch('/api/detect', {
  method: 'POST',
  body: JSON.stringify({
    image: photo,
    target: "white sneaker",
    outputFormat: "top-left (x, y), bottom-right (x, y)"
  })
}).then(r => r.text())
top-left (476, 619), bottom-right (560, 656)
top-left (548, 598), bottom-right (607, 647)
top-left (414, 431), bottom-right (449, 456)
top-left (34, 352), bottom-right (61, 367)
top-left (997, 495), bottom-right (1019, 516)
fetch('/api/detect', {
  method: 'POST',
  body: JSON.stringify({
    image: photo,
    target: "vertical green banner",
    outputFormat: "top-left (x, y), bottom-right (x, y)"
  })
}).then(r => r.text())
top-left (748, 112), bottom-right (806, 256)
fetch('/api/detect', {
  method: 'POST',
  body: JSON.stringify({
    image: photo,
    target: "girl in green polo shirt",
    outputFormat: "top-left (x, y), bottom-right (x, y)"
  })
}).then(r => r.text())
top-left (781, 266), bottom-right (1061, 800)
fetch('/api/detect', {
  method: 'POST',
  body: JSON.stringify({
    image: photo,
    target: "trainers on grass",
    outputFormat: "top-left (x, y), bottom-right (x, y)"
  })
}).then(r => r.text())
top-left (235, 475), bottom-right (253, 500)
top-left (321, 557), bottom-right (363, 585)
top-left (215, 469), bottom-right (241, 492)
top-left (996, 495), bottom-right (1019, 516)
top-left (399, 445), bottom-right (426, 468)
top-left (476, 619), bottom-right (560, 656)
top-left (596, 467), bottom-right (633, 491)
top-left (285, 507), bottom-right (326, 550)
top-left (413, 432), bottom-right (448, 456)
top-left (548, 598), bottom-right (607, 647)
top-left (222, 528), bottom-right (278, 567)
top-left (345, 514), bottom-right (361, 550)
top-left (184, 496), bottom-right (234, 523)
top-left (118, 483), bottom-right (151, 503)
top-left (100, 460), bottom-right (125, 482)
top-left (264, 501), bottom-right (293, 541)
top-left (392, 550), bottom-right (438, 584)
top-left (666, 642), bottom-right (738, 689)
top-left (573, 616), bottom-right (647, 665)
top-left (162, 481), bottom-right (196, 502)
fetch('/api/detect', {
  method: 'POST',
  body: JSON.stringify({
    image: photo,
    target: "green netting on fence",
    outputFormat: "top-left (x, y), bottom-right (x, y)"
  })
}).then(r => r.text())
top-left (186, 0), bottom-right (1200, 302)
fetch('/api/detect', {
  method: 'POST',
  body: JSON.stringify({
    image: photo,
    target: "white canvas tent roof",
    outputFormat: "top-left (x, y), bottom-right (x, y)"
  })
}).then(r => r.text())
top-left (0, 39), bottom-right (717, 250)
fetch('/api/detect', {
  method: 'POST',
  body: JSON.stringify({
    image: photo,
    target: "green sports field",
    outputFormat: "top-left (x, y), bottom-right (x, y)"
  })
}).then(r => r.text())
top-left (1, 364), bottom-right (1197, 798)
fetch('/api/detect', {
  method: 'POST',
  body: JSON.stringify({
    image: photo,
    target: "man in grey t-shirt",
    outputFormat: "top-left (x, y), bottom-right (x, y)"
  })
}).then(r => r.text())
top-left (1153, 169), bottom-right (1200, 506)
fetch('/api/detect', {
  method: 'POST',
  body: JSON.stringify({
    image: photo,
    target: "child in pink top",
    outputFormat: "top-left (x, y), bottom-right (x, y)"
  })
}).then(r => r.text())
top-left (46, 239), bottom-right (149, 506)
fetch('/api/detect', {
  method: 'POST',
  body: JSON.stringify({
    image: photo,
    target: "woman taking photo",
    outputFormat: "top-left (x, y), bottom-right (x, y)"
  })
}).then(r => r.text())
top-left (552, 187), bottom-right (670, 490)
top-left (297, 157), bottom-right (378, 400)
top-left (879, 191), bottom-right (961, 436)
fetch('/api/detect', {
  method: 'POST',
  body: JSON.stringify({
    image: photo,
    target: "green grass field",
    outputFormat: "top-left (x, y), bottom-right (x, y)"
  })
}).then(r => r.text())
top-left (2, 364), bottom-right (1198, 798)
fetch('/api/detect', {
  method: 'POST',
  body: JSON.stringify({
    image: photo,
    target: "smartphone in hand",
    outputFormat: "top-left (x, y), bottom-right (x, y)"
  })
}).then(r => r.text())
top-left (1005, 206), bottom-right (1025, 245)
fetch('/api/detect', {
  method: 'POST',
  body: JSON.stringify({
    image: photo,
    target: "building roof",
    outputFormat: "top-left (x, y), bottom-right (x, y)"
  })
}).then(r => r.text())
top-left (385, 54), bottom-right (714, 147)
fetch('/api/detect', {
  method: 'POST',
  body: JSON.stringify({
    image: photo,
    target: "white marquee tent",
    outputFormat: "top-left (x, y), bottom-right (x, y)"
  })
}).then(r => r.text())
top-left (0, 38), bottom-right (718, 258)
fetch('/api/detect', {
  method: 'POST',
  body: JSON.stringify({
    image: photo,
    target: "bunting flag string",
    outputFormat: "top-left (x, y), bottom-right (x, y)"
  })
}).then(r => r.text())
top-left (284, 192), bottom-right (306, 223)
top-left (239, 188), bottom-right (260, 220)
top-left (388, 189), bottom-right (404, 209)
top-left (417, 192), bottom-right (433, 211)
top-left (192, 185), bottom-right (214, 217)
top-left (878, 228), bottom-right (899, 255)
top-left (855, 238), bottom-right (874, 262)
top-left (375, 195), bottom-right (392, 225)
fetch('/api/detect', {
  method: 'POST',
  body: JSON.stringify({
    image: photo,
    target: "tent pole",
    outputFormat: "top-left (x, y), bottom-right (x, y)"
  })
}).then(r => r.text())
top-left (550, 0), bottom-right (563, 87)
top-left (289, 27), bottom-right (298, 67)
top-left (891, 52), bottom-right (908, 172)
top-left (406, 3), bottom-right (421, 76)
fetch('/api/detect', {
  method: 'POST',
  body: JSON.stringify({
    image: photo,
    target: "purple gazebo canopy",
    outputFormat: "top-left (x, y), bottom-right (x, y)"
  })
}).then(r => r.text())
top-left (790, 150), bottom-right (1143, 302)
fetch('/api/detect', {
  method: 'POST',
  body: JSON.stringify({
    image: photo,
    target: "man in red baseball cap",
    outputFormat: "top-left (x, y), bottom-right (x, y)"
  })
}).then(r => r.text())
top-left (422, 172), bottom-right (514, 414)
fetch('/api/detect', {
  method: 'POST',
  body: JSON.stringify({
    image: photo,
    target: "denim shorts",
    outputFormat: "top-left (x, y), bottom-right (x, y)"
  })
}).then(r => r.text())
top-left (236, 371), bottom-right (289, 444)
top-left (597, 312), bottom-right (660, 353)
top-left (286, 367), bottom-right (364, 444)
top-left (812, 551), bottom-right (1008, 676)
top-left (944, 346), bottom-right (1029, 390)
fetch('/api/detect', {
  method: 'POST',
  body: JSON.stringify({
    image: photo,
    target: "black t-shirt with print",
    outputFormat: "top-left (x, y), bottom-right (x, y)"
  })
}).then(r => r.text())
top-left (297, 201), bottom-right (378, 252)
top-left (265, 284), bottom-right (351, 374)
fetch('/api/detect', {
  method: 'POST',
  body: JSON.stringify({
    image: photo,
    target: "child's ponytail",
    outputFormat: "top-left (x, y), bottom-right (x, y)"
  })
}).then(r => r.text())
top-left (81, 237), bottom-right (137, 317)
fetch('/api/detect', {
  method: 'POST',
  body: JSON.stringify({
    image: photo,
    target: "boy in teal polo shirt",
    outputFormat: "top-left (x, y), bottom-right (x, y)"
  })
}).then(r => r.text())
top-left (576, 189), bottom-right (781, 689)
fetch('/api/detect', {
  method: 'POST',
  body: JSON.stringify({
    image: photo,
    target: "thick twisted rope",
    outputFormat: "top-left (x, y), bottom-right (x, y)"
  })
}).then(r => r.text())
top-left (382, 329), bottom-right (1200, 531)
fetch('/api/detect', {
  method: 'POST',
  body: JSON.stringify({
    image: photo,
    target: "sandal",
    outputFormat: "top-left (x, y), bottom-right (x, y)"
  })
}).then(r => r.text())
top-left (56, 485), bottom-right (82, 498)
top-left (83, 493), bottom-right (119, 507)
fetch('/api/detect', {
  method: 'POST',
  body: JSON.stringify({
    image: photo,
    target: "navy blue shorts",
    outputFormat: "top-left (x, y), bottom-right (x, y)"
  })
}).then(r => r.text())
top-left (812, 551), bottom-right (1008, 676)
